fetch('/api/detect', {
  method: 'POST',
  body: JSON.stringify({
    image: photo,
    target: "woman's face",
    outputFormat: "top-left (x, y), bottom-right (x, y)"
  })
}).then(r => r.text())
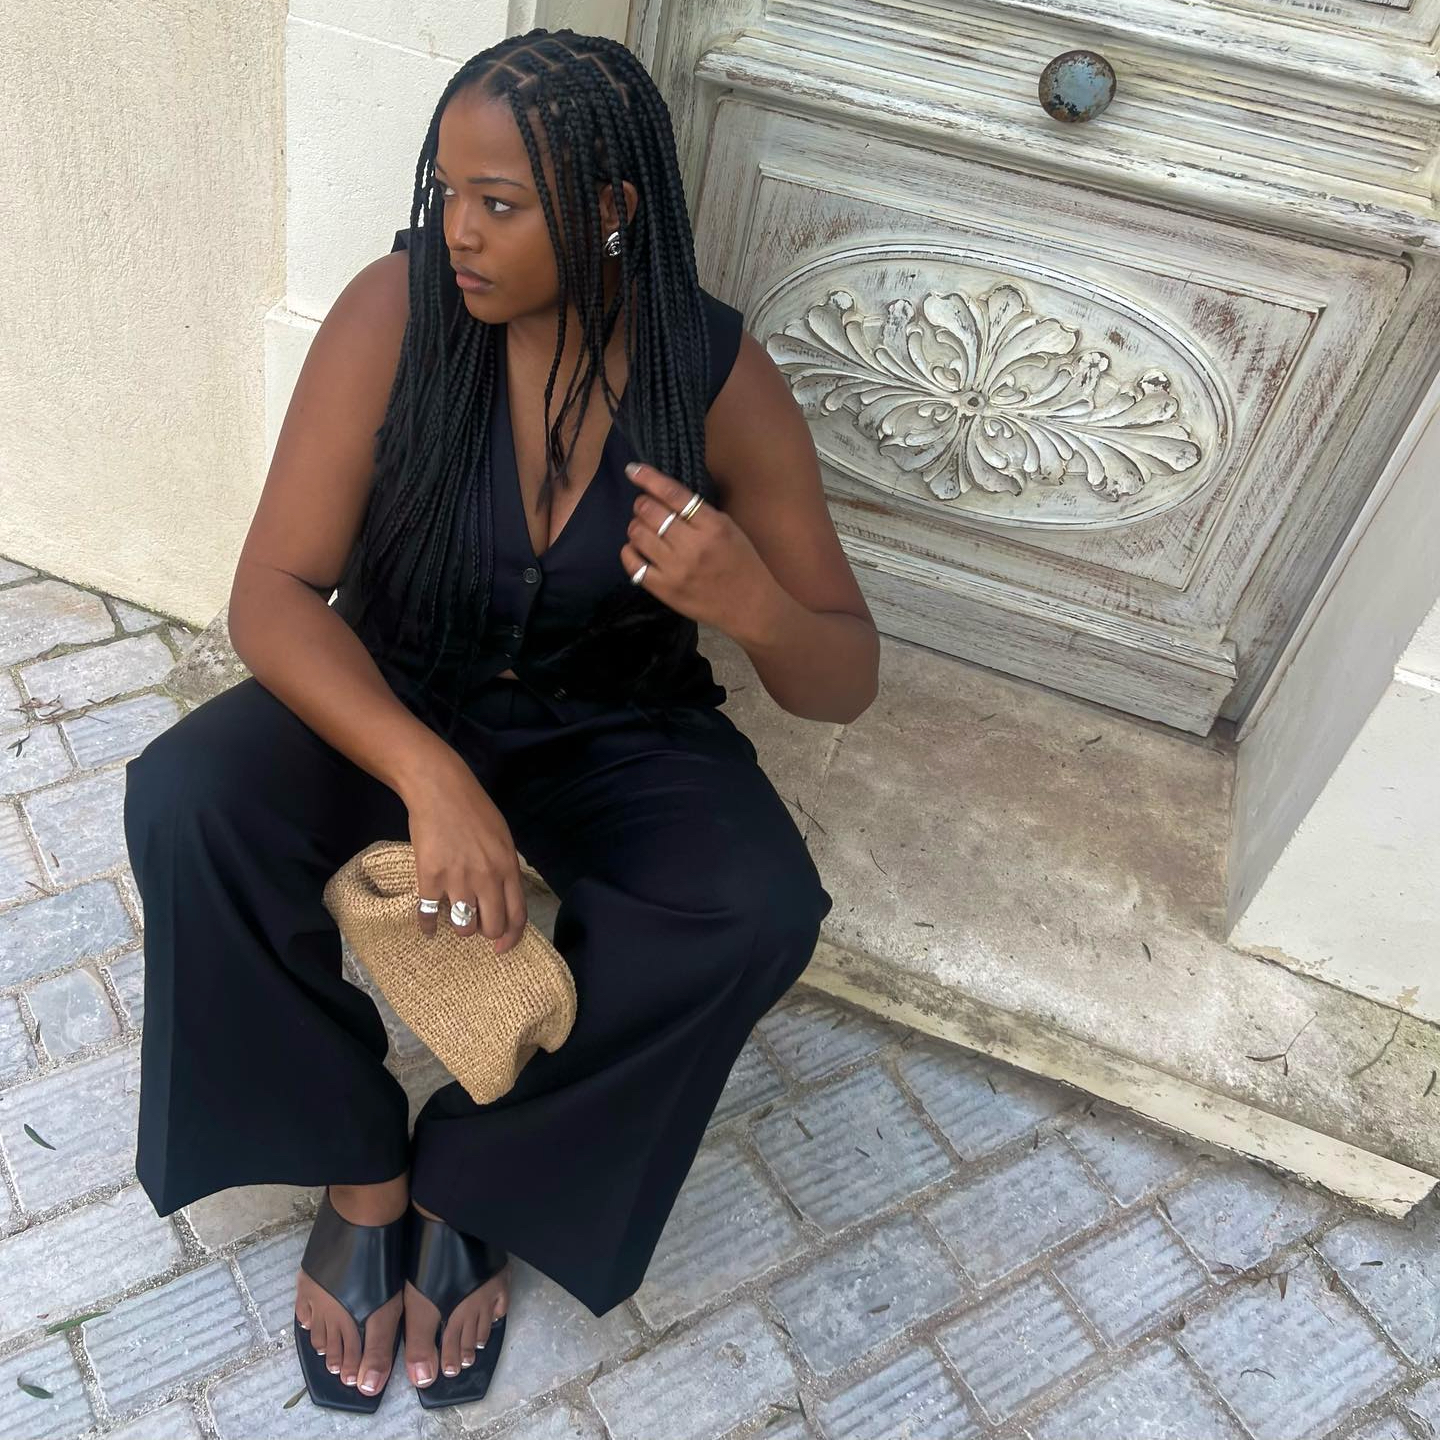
top-left (435, 88), bottom-right (631, 325)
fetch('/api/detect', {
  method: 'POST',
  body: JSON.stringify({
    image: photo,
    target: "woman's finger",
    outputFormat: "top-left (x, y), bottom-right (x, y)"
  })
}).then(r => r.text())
top-left (443, 875), bottom-right (480, 937)
top-left (416, 868), bottom-right (444, 935)
top-left (620, 540), bottom-right (661, 587)
top-left (497, 871), bottom-right (528, 954)
top-left (626, 512), bottom-right (675, 565)
top-left (470, 869), bottom-right (508, 945)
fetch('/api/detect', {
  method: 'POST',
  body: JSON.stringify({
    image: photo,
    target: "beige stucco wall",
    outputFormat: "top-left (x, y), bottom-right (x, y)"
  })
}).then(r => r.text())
top-left (0, 1), bottom-right (286, 627)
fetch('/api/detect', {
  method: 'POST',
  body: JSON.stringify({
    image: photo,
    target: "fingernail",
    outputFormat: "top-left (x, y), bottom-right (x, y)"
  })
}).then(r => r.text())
top-left (625, 462), bottom-right (640, 478)
top-left (461, 1357), bottom-right (473, 1368)
top-left (328, 1363), bottom-right (340, 1374)
top-left (415, 1362), bottom-right (433, 1384)
top-left (343, 1372), bottom-right (356, 1385)
top-left (359, 1371), bottom-right (380, 1394)
top-left (444, 1365), bottom-right (457, 1377)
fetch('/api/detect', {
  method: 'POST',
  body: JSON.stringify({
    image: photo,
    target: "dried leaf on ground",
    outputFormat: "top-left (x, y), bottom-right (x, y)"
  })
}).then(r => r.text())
top-left (1349, 1018), bottom-right (1402, 1080)
top-left (43, 1309), bottom-right (108, 1335)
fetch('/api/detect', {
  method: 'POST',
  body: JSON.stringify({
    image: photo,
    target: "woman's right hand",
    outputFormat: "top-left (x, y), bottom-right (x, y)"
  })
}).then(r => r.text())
top-left (401, 753), bottom-right (528, 954)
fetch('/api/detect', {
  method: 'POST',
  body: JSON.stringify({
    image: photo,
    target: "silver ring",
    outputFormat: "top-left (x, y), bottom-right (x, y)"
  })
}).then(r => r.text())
top-left (629, 561), bottom-right (649, 586)
top-left (417, 898), bottom-right (442, 915)
top-left (656, 510), bottom-right (679, 538)
top-left (450, 900), bottom-right (475, 926)
top-left (678, 493), bottom-right (704, 521)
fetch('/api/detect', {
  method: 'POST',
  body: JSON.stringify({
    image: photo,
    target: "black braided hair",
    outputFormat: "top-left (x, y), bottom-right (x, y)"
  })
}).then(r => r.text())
top-left (338, 27), bottom-right (714, 742)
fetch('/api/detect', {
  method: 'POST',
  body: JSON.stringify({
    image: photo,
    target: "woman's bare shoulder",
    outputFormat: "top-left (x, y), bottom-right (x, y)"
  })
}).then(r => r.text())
top-left (228, 250), bottom-right (414, 609)
top-left (320, 249), bottom-right (409, 354)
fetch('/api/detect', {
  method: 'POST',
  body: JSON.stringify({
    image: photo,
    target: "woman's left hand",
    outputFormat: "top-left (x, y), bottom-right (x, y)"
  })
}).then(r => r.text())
top-left (621, 461), bottom-right (781, 639)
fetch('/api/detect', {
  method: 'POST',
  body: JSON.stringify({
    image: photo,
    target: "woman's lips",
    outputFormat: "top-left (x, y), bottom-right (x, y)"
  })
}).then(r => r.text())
top-left (454, 269), bottom-right (494, 292)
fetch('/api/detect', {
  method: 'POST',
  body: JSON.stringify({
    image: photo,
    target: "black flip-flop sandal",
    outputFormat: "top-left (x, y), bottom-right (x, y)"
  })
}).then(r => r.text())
top-left (292, 1187), bottom-right (406, 1412)
top-left (405, 1203), bottom-right (508, 1409)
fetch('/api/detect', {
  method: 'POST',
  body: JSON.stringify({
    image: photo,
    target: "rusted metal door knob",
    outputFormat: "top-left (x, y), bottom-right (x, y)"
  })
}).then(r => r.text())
top-left (1038, 50), bottom-right (1116, 123)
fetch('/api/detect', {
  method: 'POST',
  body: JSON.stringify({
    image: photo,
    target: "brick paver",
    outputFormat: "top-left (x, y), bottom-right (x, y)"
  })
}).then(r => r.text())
top-left (1, 558), bottom-right (1439, 1439)
top-left (1176, 1255), bottom-right (1403, 1440)
top-left (588, 1302), bottom-right (795, 1440)
top-left (768, 1213), bottom-right (965, 1378)
top-left (25, 967), bottom-right (117, 1057)
top-left (19, 633), bottom-right (176, 711)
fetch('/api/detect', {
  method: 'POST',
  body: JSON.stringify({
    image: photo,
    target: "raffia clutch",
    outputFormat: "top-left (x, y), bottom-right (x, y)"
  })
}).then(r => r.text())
top-left (322, 840), bottom-right (576, 1104)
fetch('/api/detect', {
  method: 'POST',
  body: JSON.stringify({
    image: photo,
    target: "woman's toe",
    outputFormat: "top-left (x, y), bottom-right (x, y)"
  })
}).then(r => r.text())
top-left (357, 1300), bottom-right (400, 1395)
top-left (440, 1325), bottom-right (463, 1378)
top-left (407, 1354), bottom-right (436, 1387)
top-left (404, 1328), bottom-right (437, 1387)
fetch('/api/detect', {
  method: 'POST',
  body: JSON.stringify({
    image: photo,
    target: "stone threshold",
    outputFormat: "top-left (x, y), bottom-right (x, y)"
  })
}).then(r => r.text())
top-left (698, 628), bottom-right (1440, 1220)
top-left (803, 938), bottom-right (1436, 1220)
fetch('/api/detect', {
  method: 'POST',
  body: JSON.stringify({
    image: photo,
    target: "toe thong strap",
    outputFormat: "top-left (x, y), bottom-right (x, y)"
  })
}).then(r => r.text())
top-left (300, 1190), bottom-right (406, 1325)
top-left (406, 1210), bottom-right (507, 1319)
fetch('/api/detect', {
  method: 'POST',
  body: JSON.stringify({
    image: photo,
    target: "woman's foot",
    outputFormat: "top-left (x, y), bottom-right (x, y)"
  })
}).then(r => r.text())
top-left (403, 1199), bottom-right (511, 1389)
top-left (294, 1176), bottom-right (408, 1397)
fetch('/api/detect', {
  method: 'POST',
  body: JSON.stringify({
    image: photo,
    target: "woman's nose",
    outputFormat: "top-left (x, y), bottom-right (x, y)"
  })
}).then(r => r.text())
top-left (445, 203), bottom-right (482, 254)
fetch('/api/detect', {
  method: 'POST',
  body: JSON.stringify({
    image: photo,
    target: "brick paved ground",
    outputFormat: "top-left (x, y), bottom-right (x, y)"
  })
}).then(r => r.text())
top-left (2, 558), bottom-right (1439, 1440)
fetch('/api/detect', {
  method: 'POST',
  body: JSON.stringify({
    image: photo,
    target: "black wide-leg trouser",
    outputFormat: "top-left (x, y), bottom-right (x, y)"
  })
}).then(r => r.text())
top-left (122, 671), bottom-right (833, 1317)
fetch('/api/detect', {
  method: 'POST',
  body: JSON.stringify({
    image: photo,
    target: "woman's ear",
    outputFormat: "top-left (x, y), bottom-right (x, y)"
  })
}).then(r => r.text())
top-left (600, 180), bottom-right (639, 234)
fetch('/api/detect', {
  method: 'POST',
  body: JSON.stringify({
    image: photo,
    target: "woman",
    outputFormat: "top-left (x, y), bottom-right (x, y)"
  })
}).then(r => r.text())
top-left (123, 27), bottom-right (878, 1416)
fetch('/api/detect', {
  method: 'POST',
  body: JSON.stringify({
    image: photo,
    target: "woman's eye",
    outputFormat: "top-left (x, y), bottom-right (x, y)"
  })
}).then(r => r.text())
top-left (432, 182), bottom-right (511, 216)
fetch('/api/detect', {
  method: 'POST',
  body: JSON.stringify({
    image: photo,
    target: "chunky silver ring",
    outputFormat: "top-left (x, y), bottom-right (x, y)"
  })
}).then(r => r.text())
top-left (629, 561), bottom-right (649, 586)
top-left (656, 510), bottom-right (679, 538)
top-left (417, 898), bottom-right (442, 915)
top-left (678, 493), bottom-right (704, 521)
top-left (450, 900), bottom-right (475, 926)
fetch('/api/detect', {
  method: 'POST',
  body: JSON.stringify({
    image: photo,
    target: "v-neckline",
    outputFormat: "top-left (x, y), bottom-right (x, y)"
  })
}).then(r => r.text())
top-left (500, 324), bottom-right (630, 563)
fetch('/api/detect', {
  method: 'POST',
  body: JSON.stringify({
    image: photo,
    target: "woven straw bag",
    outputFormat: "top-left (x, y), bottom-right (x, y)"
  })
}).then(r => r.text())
top-left (322, 840), bottom-right (576, 1104)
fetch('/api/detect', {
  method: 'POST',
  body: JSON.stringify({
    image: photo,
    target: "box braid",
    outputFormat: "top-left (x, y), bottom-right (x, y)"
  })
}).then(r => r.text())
top-left (338, 28), bottom-right (715, 742)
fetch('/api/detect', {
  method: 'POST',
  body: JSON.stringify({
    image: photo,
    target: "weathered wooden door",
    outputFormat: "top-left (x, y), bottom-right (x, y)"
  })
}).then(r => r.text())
top-left (632, 0), bottom-right (1440, 735)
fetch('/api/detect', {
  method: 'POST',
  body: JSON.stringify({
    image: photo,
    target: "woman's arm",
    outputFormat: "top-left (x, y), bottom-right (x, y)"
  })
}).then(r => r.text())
top-left (697, 330), bottom-right (880, 725)
top-left (227, 251), bottom-right (469, 803)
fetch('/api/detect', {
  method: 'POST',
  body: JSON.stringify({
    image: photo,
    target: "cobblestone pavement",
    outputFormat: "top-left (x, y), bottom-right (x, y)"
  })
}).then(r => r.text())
top-left (2, 558), bottom-right (1439, 1440)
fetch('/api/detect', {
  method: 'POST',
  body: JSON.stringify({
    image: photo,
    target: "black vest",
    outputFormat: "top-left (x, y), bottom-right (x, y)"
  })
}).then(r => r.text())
top-left (335, 231), bottom-right (745, 723)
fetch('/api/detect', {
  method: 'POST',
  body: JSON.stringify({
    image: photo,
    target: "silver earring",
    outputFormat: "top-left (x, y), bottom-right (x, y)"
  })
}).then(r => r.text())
top-left (603, 229), bottom-right (622, 258)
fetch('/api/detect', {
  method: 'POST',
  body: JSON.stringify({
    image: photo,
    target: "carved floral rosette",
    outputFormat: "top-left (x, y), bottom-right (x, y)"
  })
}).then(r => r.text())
top-left (757, 252), bottom-right (1227, 529)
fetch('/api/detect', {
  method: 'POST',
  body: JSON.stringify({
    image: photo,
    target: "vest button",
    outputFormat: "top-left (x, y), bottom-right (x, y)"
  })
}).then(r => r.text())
top-left (552, 687), bottom-right (568, 700)
top-left (522, 566), bottom-right (540, 584)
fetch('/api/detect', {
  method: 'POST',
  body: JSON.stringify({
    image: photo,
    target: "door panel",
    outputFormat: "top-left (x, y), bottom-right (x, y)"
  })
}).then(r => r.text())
top-left (692, 98), bottom-right (1408, 732)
